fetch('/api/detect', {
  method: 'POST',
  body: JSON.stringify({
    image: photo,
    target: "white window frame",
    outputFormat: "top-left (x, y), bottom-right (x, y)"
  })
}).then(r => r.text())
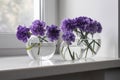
top-left (0, 0), bottom-right (43, 49)
top-left (0, 0), bottom-right (58, 56)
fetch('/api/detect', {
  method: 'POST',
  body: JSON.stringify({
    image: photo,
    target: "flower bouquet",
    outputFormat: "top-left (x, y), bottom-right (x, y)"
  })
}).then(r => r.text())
top-left (60, 16), bottom-right (102, 60)
top-left (16, 20), bottom-right (60, 60)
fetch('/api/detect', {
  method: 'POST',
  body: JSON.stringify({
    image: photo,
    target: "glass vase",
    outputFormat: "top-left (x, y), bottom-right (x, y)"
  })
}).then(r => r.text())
top-left (60, 39), bottom-right (82, 61)
top-left (26, 35), bottom-right (56, 60)
top-left (60, 39), bottom-right (101, 60)
top-left (77, 39), bottom-right (101, 58)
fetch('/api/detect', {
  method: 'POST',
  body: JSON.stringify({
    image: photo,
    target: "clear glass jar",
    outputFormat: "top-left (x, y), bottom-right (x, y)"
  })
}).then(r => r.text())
top-left (60, 39), bottom-right (101, 60)
top-left (77, 39), bottom-right (101, 58)
top-left (60, 39), bottom-right (81, 61)
top-left (26, 35), bottom-right (56, 60)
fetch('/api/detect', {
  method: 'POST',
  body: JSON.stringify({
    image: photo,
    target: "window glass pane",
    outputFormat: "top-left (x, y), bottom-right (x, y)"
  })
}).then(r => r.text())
top-left (0, 0), bottom-right (34, 33)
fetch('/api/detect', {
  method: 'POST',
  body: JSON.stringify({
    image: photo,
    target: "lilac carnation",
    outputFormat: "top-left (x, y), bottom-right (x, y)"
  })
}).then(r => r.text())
top-left (85, 21), bottom-right (98, 34)
top-left (96, 22), bottom-right (102, 33)
top-left (46, 25), bottom-right (60, 42)
top-left (86, 20), bottom-right (102, 34)
top-left (75, 16), bottom-right (102, 34)
top-left (62, 32), bottom-right (75, 45)
top-left (75, 16), bottom-right (92, 31)
top-left (30, 20), bottom-right (46, 36)
top-left (16, 25), bottom-right (30, 43)
top-left (61, 19), bottom-right (77, 32)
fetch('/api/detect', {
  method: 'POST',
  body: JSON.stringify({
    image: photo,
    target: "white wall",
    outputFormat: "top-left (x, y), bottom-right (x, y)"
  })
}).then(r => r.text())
top-left (59, 0), bottom-right (118, 58)
top-left (45, 0), bottom-right (59, 26)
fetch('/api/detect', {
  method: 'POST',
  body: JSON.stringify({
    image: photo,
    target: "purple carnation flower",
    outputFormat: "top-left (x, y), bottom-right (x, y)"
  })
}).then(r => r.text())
top-left (62, 32), bottom-right (75, 45)
top-left (46, 25), bottom-right (60, 42)
top-left (85, 21), bottom-right (98, 34)
top-left (61, 18), bottom-right (77, 32)
top-left (75, 16), bottom-right (102, 34)
top-left (16, 25), bottom-right (30, 43)
top-left (75, 16), bottom-right (92, 32)
top-left (96, 22), bottom-right (102, 33)
top-left (86, 20), bottom-right (102, 34)
top-left (30, 20), bottom-right (46, 36)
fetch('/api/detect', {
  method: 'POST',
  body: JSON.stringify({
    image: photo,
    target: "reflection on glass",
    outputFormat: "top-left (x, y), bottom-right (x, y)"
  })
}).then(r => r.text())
top-left (0, 0), bottom-right (34, 32)
top-left (28, 60), bottom-right (53, 67)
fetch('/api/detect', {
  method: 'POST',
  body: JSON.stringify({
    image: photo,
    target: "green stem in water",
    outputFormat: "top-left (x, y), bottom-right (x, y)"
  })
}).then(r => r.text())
top-left (80, 32), bottom-right (95, 53)
top-left (68, 45), bottom-right (75, 60)
top-left (86, 40), bottom-right (96, 54)
top-left (92, 41), bottom-right (95, 55)
top-left (39, 36), bottom-right (48, 42)
top-left (85, 47), bottom-right (88, 58)
top-left (93, 40), bottom-right (101, 46)
top-left (37, 43), bottom-right (40, 55)
top-left (37, 37), bottom-right (41, 55)
top-left (61, 46), bottom-right (67, 60)
top-left (26, 43), bottom-right (37, 50)
top-left (75, 30), bottom-right (99, 55)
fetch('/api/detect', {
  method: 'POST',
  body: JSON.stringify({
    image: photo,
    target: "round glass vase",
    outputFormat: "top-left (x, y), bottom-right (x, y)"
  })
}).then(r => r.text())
top-left (60, 39), bottom-right (101, 60)
top-left (77, 38), bottom-right (101, 58)
top-left (26, 35), bottom-right (56, 60)
top-left (60, 39), bottom-right (82, 61)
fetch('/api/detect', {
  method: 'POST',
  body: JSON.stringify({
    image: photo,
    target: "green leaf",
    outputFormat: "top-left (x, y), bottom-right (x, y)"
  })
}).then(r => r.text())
top-left (26, 43), bottom-right (37, 50)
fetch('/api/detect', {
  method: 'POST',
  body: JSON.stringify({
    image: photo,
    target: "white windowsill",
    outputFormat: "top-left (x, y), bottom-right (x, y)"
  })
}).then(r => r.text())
top-left (0, 55), bottom-right (120, 80)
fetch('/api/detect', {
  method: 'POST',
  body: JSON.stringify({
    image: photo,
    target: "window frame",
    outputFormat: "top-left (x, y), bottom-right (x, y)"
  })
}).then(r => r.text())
top-left (0, 0), bottom-right (42, 49)
top-left (118, 0), bottom-right (120, 58)
top-left (0, 0), bottom-right (59, 56)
